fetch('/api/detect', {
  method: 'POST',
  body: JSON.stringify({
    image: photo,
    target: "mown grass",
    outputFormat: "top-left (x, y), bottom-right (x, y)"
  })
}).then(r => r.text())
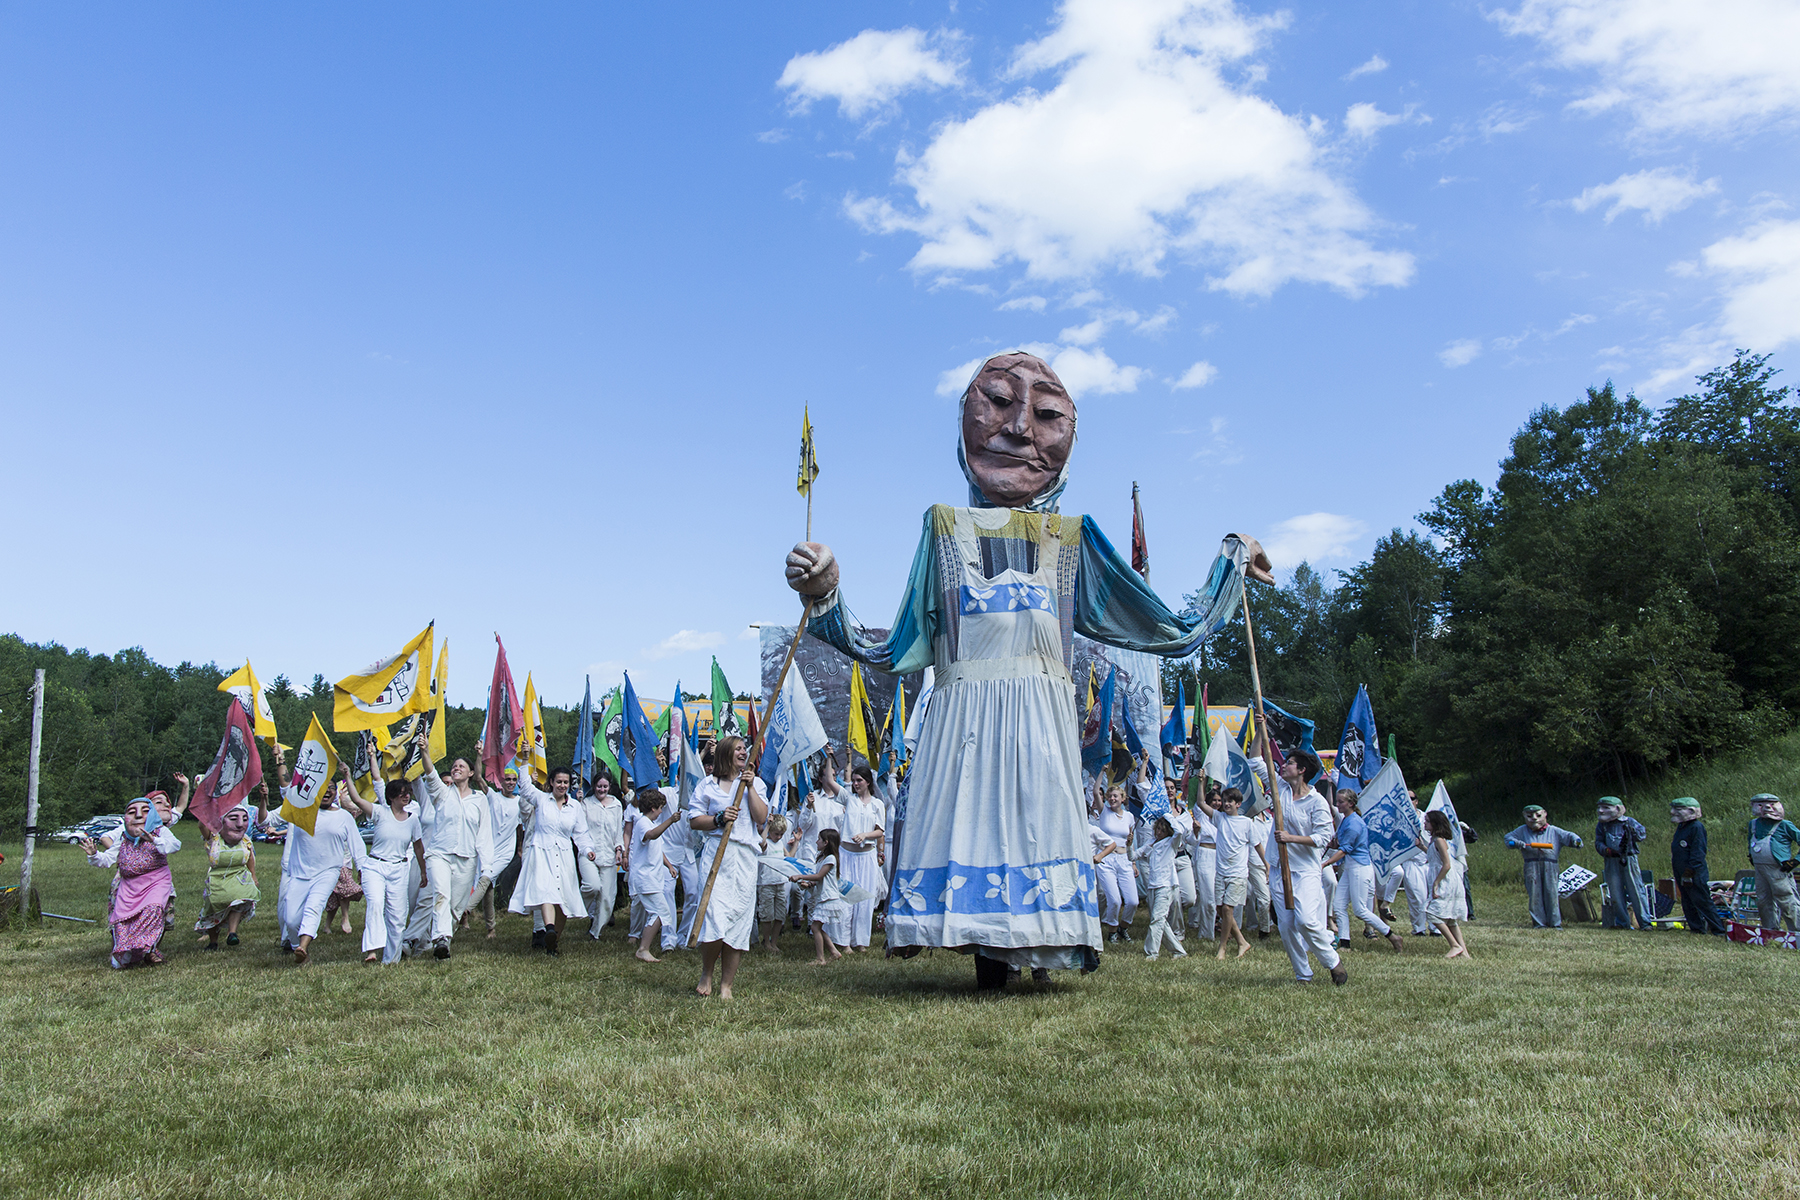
top-left (4, 820), bottom-right (1800, 1200)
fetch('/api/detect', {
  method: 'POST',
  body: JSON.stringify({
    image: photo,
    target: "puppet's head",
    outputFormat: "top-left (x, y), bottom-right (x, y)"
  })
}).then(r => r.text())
top-left (957, 353), bottom-right (1077, 512)
top-left (1597, 796), bottom-right (1625, 822)
top-left (1669, 798), bottom-right (1701, 824)
top-left (1522, 804), bottom-right (1548, 831)
top-left (1754, 793), bottom-right (1784, 821)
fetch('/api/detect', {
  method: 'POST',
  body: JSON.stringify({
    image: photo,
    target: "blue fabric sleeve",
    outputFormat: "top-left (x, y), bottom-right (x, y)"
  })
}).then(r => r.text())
top-left (1074, 516), bottom-right (1212, 657)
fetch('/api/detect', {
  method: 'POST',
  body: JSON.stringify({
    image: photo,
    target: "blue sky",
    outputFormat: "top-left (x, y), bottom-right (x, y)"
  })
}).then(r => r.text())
top-left (2, 1), bottom-right (1797, 709)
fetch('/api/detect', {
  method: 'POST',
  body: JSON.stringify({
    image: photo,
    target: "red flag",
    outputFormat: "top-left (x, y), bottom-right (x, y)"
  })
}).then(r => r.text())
top-left (1130, 482), bottom-right (1149, 580)
top-left (482, 635), bottom-right (524, 782)
top-left (745, 698), bottom-right (760, 760)
top-left (193, 696), bottom-right (263, 832)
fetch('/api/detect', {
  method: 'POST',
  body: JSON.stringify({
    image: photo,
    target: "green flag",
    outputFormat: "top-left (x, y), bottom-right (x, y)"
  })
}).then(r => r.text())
top-left (710, 657), bottom-right (742, 738)
top-left (596, 686), bottom-right (623, 781)
top-left (1186, 684), bottom-right (1211, 805)
top-left (652, 705), bottom-right (671, 738)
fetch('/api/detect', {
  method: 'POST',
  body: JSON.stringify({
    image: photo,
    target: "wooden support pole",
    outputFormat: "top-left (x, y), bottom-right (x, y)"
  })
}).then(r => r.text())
top-left (1241, 599), bottom-right (1293, 909)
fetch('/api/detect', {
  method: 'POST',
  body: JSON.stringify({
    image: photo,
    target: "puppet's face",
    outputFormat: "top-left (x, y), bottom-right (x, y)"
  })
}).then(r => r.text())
top-left (1670, 806), bottom-right (1698, 824)
top-left (1761, 800), bottom-right (1786, 821)
top-left (123, 800), bottom-right (150, 838)
top-left (221, 807), bottom-right (250, 844)
top-left (1524, 810), bottom-right (1548, 831)
top-left (1598, 803), bottom-right (1623, 823)
top-left (961, 354), bottom-right (1075, 508)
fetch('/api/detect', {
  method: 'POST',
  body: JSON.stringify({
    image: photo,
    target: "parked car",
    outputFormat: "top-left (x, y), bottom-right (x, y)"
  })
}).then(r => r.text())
top-left (52, 814), bottom-right (125, 844)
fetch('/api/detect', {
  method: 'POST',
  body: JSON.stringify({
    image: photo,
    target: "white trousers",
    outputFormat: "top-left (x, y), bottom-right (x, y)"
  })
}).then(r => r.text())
top-left (1331, 860), bottom-right (1390, 940)
top-left (1272, 869), bottom-right (1340, 982)
top-left (279, 870), bottom-right (340, 946)
top-left (1187, 846), bottom-right (1216, 939)
top-left (578, 854), bottom-right (619, 936)
top-left (1239, 858), bottom-right (1273, 933)
top-left (843, 847), bottom-right (881, 947)
top-left (1096, 855), bottom-right (1138, 927)
top-left (406, 852), bottom-right (478, 945)
top-left (674, 855), bottom-right (700, 947)
top-left (1383, 858), bottom-right (1432, 932)
top-left (360, 857), bottom-right (412, 963)
top-left (1143, 885), bottom-right (1182, 957)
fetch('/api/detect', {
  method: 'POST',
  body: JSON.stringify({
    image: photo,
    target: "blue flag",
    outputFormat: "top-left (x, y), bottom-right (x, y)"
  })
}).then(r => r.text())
top-left (1337, 684), bottom-right (1381, 793)
top-left (1080, 668), bottom-right (1116, 774)
top-left (1160, 678), bottom-right (1186, 752)
top-left (666, 683), bottom-right (688, 785)
top-left (620, 672), bottom-right (662, 787)
top-left (574, 676), bottom-right (595, 788)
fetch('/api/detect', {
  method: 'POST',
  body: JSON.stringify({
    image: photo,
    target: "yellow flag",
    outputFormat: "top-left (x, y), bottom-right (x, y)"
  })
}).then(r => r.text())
top-left (428, 640), bottom-right (449, 761)
top-left (381, 714), bottom-right (429, 782)
top-left (847, 663), bottom-right (872, 764)
top-left (519, 674), bottom-right (548, 786)
top-left (797, 406), bottom-right (820, 497)
top-left (218, 660), bottom-right (277, 742)
top-left (334, 622), bottom-right (434, 732)
top-left (280, 713), bottom-right (340, 836)
top-left (1086, 665), bottom-right (1097, 716)
top-left (349, 730), bottom-right (381, 806)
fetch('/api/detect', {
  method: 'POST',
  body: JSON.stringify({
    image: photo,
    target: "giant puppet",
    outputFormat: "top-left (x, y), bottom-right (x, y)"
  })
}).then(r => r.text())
top-left (784, 352), bottom-right (1255, 987)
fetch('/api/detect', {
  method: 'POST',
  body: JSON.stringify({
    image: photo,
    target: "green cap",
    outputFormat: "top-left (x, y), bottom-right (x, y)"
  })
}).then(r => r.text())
top-left (1669, 797), bottom-right (1699, 809)
top-left (1597, 795), bottom-right (1624, 809)
top-left (1752, 793), bottom-right (1780, 803)
top-left (1522, 804), bottom-right (1546, 815)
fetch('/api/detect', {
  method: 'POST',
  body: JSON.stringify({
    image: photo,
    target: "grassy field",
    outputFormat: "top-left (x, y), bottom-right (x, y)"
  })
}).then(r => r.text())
top-left (6, 753), bottom-right (1800, 1199)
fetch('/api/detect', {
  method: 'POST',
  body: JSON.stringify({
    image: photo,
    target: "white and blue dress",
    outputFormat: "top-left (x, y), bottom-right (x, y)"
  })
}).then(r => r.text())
top-left (807, 503), bottom-right (1215, 971)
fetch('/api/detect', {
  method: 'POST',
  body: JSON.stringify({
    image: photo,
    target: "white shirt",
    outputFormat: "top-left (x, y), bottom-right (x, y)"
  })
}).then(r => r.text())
top-left (486, 787), bottom-right (522, 862)
top-left (368, 802), bottom-right (423, 863)
top-left (286, 807), bottom-right (364, 881)
top-left (812, 789), bottom-right (845, 835)
top-left (840, 793), bottom-right (883, 850)
top-left (583, 795), bottom-right (626, 862)
top-left (1134, 835), bottom-right (1177, 889)
top-left (516, 778), bottom-right (596, 858)
top-left (418, 768), bottom-right (489, 861)
top-left (689, 775), bottom-right (767, 849)
top-left (1094, 807), bottom-right (1133, 851)
top-left (1212, 812), bottom-right (1256, 878)
top-left (625, 805), bottom-right (673, 891)
top-left (1264, 787), bottom-right (1332, 877)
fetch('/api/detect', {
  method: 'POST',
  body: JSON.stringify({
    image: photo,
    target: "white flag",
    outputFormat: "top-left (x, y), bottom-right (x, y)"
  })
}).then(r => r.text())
top-left (1355, 758), bottom-right (1425, 877)
top-left (902, 665), bottom-right (934, 759)
top-left (757, 667), bottom-right (827, 791)
top-left (1426, 780), bottom-right (1467, 862)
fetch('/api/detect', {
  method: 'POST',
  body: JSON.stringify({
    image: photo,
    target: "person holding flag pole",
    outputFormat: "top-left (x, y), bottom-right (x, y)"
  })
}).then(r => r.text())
top-left (1237, 550), bottom-right (1348, 986)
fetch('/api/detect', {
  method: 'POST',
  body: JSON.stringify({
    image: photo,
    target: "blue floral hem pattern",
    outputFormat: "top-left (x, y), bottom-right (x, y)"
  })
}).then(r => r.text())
top-left (888, 857), bottom-right (1098, 917)
top-left (959, 582), bottom-right (1055, 616)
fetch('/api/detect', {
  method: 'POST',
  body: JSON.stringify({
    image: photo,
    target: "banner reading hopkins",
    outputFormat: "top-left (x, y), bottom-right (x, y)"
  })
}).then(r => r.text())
top-left (1355, 757), bottom-right (1425, 877)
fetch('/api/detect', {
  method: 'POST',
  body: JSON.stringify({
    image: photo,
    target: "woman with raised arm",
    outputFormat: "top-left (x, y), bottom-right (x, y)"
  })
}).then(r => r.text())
top-left (784, 352), bottom-right (1260, 988)
top-left (508, 766), bottom-right (599, 958)
top-left (262, 755), bottom-right (366, 966)
top-left (339, 755), bottom-right (427, 965)
top-left (687, 734), bottom-right (770, 999)
top-left (193, 804), bottom-right (259, 951)
top-left (83, 795), bottom-right (180, 969)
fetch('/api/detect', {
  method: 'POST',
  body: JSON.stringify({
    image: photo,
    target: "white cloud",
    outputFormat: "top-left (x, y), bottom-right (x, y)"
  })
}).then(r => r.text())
top-left (1570, 168), bottom-right (1719, 224)
top-left (777, 27), bottom-right (963, 119)
top-left (756, 129), bottom-right (789, 144)
top-left (1439, 338), bottom-right (1483, 367)
top-left (1705, 219), bottom-right (1800, 352)
top-left (835, 0), bottom-right (1413, 296)
top-left (1343, 54), bottom-right (1387, 81)
top-left (1262, 512), bottom-right (1368, 568)
top-left (937, 355), bottom-right (988, 397)
top-left (643, 630), bottom-right (726, 660)
top-left (936, 341), bottom-right (1147, 398)
top-left (1495, 0), bottom-right (1800, 138)
top-left (1171, 361), bottom-right (1218, 389)
top-left (999, 295), bottom-right (1047, 312)
top-left (1346, 102), bottom-right (1411, 141)
top-left (1643, 218), bottom-right (1800, 392)
top-left (783, 181), bottom-right (807, 201)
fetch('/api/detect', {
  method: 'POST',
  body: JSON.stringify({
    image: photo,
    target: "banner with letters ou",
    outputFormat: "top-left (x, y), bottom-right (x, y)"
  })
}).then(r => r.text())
top-left (758, 624), bottom-right (923, 761)
top-left (1355, 757), bottom-right (1424, 877)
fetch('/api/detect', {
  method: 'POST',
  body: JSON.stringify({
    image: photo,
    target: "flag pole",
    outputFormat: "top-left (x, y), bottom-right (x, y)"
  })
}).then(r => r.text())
top-left (689, 598), bottom-right (816, 947)
top-left (1241, 594), bottom-right (1294, 909)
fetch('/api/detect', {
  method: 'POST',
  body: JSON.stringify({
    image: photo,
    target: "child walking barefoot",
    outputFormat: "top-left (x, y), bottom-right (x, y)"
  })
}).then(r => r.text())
top-left (1195, 787), bottom-right (1264, 960)
top-left (1424, 810), bottom-right (1471, 959)
top-left (792, 830), bottom-right (849, 965)
top-left (757, 814), bottom-right (790, 953)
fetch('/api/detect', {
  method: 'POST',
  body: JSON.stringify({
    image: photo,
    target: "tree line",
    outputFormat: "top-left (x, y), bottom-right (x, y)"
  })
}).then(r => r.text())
top-left (1171, 350), bottom-right (1798, 804)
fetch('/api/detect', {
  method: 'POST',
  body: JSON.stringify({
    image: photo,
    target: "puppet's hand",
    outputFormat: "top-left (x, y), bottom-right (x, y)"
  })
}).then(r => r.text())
top-left (785, 542), bottom-right (839, 597)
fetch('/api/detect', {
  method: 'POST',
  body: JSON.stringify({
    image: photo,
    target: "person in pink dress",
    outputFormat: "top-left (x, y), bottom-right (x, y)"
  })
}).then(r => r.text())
top-left (82, 795), bottom-right (181, 969)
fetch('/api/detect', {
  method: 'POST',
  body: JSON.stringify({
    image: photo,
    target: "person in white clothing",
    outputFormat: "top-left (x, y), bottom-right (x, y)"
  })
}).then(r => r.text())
top-left (407, 750), bottom-right (496, 960)
top-left (757, 813), bottom-right (792, 952)
top-left (508, 767), bottom-right (598, 957)
top-left (623, 786), bottom-right (681, 963)
top-left (791, 828), bottom-right (849, 964)
top-left (786, 790), bottom-right (822, 930)
top-left (474, 768), bottom-right (524, 939)
top-left (340, 770), bottom-right (426, 966)
top-left (1322, 789), bottom-right (1404, 953)
top-left (659, 785), bottom-right (702, 951)
top-left (263, 760), bottom-right (367, 967)
top-left (1183, 780), bottom-right (1218, 942)
top-left (1379, 799), bottom-right (1434, 936)
top-left (1242, 807), bottom-right (1275, 939)
top-left (1091, 784), bottom-right (1138, 942)
top-left (1133, 817), bottom-right (1187, 959)
top-left (840, 766), bottom-right (886, 951)
top-left (578, 771), bottom-right (627, 939)
top-left (1260, 752), bottom-right (1347, 986)
top-left (687, 735), bottom-right (770, 1000)
top-left (1193, 785), bottom-right (1265, 959)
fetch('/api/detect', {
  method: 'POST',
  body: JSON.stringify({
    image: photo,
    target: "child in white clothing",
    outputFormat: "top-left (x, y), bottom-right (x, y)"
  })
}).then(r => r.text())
top-left (791, 829), bottom-right (848, 965)
top-left (1196, 787), bottom-right (1266, 959)
top-left (1134, 817), bottom-right (1187, 959)
top-left (757, 814), bottom-right (791, 953)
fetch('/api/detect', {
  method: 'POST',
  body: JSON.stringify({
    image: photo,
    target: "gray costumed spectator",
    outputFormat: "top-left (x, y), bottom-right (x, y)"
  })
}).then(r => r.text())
top-left (1503, 805), bottom-right (1583, 928)
top-left (1595, 797), bottom-right (1652, 930)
